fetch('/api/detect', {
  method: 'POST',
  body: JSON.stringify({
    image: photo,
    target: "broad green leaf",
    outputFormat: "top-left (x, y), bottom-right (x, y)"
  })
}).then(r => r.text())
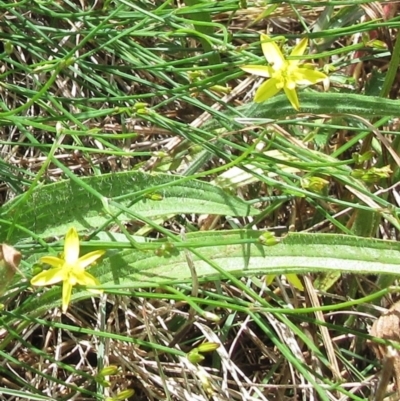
top-left (202, 92), bottom-right (400, 131)
top-left (0, 171), bottom-right (257, 243)
top-left (14, 230), bottom-right (400, 315)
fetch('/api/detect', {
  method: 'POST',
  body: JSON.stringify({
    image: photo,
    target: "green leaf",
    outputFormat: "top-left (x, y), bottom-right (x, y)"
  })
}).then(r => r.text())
top-left (16, 230), bottom-right (400, 315)
top-left (203, 92), bottom-right (400, 130)
top-left (0, 171), bottom-right (257, 242)
top-left (97, 231), bottom-right (400, 285)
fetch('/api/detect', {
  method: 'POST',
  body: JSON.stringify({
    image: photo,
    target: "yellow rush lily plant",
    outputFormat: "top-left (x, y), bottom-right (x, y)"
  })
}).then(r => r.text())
top-left (241, 33), bottom-right (327, 110)
top-left (31, 227), bottom-right (105, 313)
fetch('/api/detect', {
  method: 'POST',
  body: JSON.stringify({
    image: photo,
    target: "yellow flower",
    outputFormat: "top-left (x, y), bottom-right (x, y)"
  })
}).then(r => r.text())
top-left (31, 227), bottom-right (105, 313)
top-left (241, 34), bottom-right (327, 110)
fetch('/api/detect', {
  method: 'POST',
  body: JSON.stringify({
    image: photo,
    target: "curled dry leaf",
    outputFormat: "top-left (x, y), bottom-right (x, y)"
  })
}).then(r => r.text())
top-left (368, 301), bottom-right (400, 401)
top-left (0, 243), bottom-right (22, 296)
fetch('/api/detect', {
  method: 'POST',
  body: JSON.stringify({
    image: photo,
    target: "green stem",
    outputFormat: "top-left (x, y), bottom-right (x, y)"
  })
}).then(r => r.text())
top-left (184, 0), bottom-right (222, 73)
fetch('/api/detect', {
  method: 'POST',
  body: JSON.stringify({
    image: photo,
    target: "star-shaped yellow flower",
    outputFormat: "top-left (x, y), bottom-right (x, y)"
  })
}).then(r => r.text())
top-left (31, 227), bottom-right (105, 313)
top-left (241, 34), bottom-right (327, 110)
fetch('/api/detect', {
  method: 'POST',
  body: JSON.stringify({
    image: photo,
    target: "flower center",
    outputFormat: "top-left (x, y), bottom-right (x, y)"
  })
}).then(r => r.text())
top-left (64, 263), bottom-right (82, 285)
top-left (271, 68), bottom-right (286, 90)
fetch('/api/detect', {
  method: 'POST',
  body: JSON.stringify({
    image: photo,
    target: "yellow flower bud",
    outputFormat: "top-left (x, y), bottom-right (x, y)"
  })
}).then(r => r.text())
top-left (98, 365), bottom-right (119, 376)
top-left (258, 232), bottom-right (279, 246)
top-left (301, 176), bottom-right (329, 194)
top-left (110, 389), bottom-right (135, 400)
top-left (187, 350), bottom-right (205, 364)
top-left (197, 342), bottom-right (220, 353)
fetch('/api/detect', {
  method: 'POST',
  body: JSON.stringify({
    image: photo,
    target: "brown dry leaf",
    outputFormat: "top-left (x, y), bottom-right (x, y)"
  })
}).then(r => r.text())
top-left (369, 301), bottom-right (400, 401)
top-left (0, 243), bottom-right (22, 296)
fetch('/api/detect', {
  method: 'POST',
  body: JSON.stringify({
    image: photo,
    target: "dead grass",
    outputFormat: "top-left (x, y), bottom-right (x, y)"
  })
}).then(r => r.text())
top-left (1, 1), bottom-right (400, 400)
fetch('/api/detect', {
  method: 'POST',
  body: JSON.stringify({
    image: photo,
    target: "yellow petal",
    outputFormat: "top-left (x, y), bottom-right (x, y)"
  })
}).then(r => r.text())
top-left (64, 227), bottom-right (80, 264)
top-left (40, 256), bottom-right (64, 268)
top-left (289, 37), bottom-right (308, 65)
top-left (254, 78), bottom-right (281, 103)
top-left (260, 34), bottom-right (285, 70)
top-left (240, 65), bottom-right (271, 78)
top-left (292, 67), bottom-right (327, 85)
top-left (286, 274), bottom-right (304, 291)
top-left (77, 250), bottom-right (105, 269)
top-left (74, 270), bottom-right (103, 294)
top-left (283, 86), bottom-right (299, 110)
top-left (286, 78), bottom-right (296, 90)
top-left (68, 267), bottom-right (83, 286)
top-left (62, 280), bottom-right (73, 313)
top-left (31, 266), bottom-right (65, 286)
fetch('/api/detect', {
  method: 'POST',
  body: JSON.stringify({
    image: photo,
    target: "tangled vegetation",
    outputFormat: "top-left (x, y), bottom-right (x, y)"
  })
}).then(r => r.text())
top-left (1, 1), bottom-right (400, 400)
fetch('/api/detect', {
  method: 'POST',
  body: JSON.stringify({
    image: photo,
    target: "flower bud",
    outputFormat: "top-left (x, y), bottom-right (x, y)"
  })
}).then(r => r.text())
top-left (4, 41), bottom-right (13, 55)
top-left (98, 365), bottom-right (119, 376)
top-left (258, 232), bottom-right (279, 246)
top-left (301, 176), bottom-right (329, 194)
top-left (107, 389), bottom-right (135, 400)
top-left (202, 311), bottom-right (220, 322)
top-left (187, 350), bottom-right (204, 364)
top-left (197, 342), bottom-right (220, 353)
